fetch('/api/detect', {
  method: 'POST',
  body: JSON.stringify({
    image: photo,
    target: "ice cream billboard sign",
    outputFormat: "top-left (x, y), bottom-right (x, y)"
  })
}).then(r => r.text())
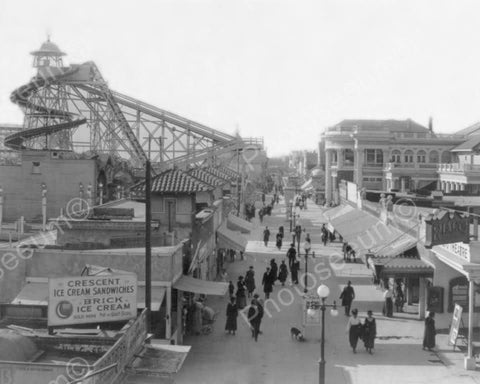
top-left (48, 274), bottom-right (137, 326)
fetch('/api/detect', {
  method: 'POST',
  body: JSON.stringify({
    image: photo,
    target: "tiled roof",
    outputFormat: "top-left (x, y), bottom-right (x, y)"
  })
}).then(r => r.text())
top-left (188, 168), bottom-right (227, 187)
top-left (332, 119), bottom-right (428, 133)
top-left (454, 122), bottom-right (480, 137)
top-left (203, 166), bottom-right (238, 182)
top-left (217, 166), bottom-right (240, 179)
top-left (451, 135), bottom-right (480, 152)
top-left (131, 169), bottom-right (213, 194)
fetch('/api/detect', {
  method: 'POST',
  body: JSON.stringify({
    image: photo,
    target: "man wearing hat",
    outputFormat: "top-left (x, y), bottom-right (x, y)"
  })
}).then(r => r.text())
top-left (339, 281), bottom-right (355, 316)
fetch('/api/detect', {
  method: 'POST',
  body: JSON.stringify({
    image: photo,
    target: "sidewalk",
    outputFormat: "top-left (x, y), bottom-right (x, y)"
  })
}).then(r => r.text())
top-left (175, 195), bottom-right (480, 384)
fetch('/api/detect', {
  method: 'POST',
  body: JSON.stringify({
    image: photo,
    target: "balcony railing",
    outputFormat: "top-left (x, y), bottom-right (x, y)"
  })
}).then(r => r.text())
top-left (438, 163), bottom-right (480, 173)
top-left (384, 162), bottom-right (438, 171)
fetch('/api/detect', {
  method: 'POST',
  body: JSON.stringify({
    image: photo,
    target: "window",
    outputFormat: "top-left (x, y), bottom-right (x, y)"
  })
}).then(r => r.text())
top-left (344, 149), bottom-right (354, 165)
top-left (417, 150), bottom-right (426, 163)
top-left (31, 162), bottom-right (41, 174)
top-left (429, 150), bottom-right (439, 163)
top-left (365, 149), bottom-right (383, 165)
top-left (391, 150), bottom-right (401, 163)
top-left (165, 199), bottom-right (176, 232)
top-left (404, 150), bottom-right (414, 163)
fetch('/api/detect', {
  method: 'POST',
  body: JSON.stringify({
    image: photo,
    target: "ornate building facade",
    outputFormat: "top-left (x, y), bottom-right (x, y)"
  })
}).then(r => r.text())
top-left (321, 119), bottom-right (465, 203)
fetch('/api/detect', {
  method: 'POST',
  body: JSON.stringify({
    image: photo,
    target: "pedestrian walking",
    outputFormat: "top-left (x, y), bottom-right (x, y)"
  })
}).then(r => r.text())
top-left (276, 232), bottom-right (283, 250)
top-left (263, 226), bottom-right (270, 246)
top-left (291, 259), bottom-right (299, 284)
top-left (383, 288), bottom-right (393, 317)
top-left (248, 299), bottom-right (262, 342)
top-left (228, 281), bottom-right (234, 298)
top-left (303, 237), bottom-right (311, 257)
top-left (278, 260), bottom-right (288, 286)
top-left (321, 224), bottom-right (328, 246)
top-left (269, 259), bottom-right (278, 283)
top-left (363, 310), bottom-right (377, 354)
top-left (236, 276), bottom-right (247, 309)
top-left (287, 243), bottom-right (297, 272)
top-left (244, 266), bottom-right (256, 298)
top-left (423, 311), bottom-right (436, 351)
top-left (262, 267), bottom-right (274, 299)
top-left (340, 281), bottom-right (355, 316)
top-left (225, 297), bottom-right (238, 335)
top-left (394, 280), bottom-right (404, 313)
top-left (346, 308), bottom-right (362, 353)
top-left (259, 209), bottom-right (264, 223)
top-left (254, 294), bottom-right (264, 335)
top-left (321, 230), bottom-right (328, 246)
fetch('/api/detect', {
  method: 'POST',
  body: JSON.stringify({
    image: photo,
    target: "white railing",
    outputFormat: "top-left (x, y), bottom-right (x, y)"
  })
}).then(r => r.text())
top-left (438, 163), bottom-right (480, 173)
top-left (384, 162), bottom-right (438, 171)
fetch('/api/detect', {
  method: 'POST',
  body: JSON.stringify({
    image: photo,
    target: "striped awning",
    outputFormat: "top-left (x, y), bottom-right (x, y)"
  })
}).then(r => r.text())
top-left (217, 223), bottom-right (247, 252)
top-left (369, 257), bottom-right (434, 278)
top-left (227, 213), bottom-right (253, 234)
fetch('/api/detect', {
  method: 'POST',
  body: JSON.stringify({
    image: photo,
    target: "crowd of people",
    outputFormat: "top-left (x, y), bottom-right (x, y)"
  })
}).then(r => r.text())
top-left (205, 190), bottom-right (438, 357)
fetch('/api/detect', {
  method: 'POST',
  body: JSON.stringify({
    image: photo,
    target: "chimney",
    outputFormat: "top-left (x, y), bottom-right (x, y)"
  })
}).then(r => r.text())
top-left (428, 117), bottom-right (433, 132)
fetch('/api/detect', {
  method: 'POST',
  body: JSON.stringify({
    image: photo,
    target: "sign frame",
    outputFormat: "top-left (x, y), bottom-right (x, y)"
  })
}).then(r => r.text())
top-left (48, 274), bottom-right (137, 327)
top-left (448, 303), bottom-right (463, 348)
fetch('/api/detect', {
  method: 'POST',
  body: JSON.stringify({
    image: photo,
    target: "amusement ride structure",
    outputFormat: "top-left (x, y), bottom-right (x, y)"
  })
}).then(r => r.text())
top-left (3, 39), bottom-right (263, 170)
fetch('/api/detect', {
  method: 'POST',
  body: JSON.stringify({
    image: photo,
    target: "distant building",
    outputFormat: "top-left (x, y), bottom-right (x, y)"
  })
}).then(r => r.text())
top-left (321, 119), bottom-right (465, 203)
top-left (438, 122), bottom-right (480, 194)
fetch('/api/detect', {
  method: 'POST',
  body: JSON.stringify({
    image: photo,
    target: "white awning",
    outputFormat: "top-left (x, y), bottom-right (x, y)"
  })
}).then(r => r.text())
top-left (217, 223), bottom-right (247, 252)
top-left (124, 343), bottom-right (191, 381)
top-left (227, 213), bottom-right (253, 233)
top-left (11, 282), bottom-right (166, 311)
top-left (173, 275), bottom-right (228, 296)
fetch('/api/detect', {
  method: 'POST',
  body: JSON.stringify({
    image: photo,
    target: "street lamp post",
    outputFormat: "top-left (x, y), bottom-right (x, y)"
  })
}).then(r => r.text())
top-left (316, 284), bottom-right (338, 384)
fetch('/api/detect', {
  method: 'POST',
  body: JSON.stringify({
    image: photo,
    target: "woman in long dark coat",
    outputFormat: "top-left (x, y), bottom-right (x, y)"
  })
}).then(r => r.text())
top-left (236, 276), bottom-right (247, 309)
top-left (244, 266), bottom-right (256, 298)
top-left (346, 308), bottom-right (362, 353)
top-left (278, 260), bottom-right (288, 286)
top-left (225, 297), bottom-right (238, 335)
top-left (270, 259), bottom-right (278, 282)
top-left (363, 310), bottom-right (376, 354)
top-left (262, 267), bottom-right (274, 299)
top-left (276, 232), bottom-right (283, 250)
top-left (248, 299), bottom-right (262, 342)
top-left (423, 311), bottom-right (436, 351)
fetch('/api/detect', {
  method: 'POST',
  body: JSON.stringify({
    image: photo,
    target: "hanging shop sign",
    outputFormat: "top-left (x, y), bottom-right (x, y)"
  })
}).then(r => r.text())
top-left (424, 211), bottom-right (469, 248)
top-left (48, 274), bottom-right (137, 326)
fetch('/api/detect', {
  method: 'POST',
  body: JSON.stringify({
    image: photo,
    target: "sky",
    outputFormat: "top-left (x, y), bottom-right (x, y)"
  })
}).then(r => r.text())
top-left (1, 0), bottom-right (480, 157)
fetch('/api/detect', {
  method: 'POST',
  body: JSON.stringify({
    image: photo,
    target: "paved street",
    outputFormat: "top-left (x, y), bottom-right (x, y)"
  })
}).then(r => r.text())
top-left (175, 197), bottom-right (480, 384)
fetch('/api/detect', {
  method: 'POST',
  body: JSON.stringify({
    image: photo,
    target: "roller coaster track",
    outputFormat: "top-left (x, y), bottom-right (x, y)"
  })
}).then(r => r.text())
top-left (5, 67), bottom-right (87, 150)
top-left (4, 60), bottom-right (252, 168)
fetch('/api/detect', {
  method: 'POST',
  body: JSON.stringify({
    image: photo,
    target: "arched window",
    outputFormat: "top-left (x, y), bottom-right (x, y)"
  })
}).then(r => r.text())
top-left (429, 150), bottom-right (439, 163)
top-left (404, 150), bottom-right (414, 163)
top-left (391, 150), bottom-right (401, 163)
top-left (441, 151), bottom-right (451, 163)
top-left (344, 149), bottom-right (354, 164)
top-left (417, 150), bottom-right (427, 163)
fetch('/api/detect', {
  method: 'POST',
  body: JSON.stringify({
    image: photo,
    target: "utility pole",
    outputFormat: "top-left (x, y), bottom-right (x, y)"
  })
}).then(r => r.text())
top-left (145, 158), bottom-right (152, 332)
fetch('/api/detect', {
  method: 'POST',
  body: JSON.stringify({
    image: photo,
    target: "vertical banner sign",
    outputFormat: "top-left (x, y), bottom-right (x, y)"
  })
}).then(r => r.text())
top-left (303, 294), bottom-right (321, 326)
top-left (48, 274), bottom-right (137, 326)
top-left (448, 304), bottom-right (463, 347)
